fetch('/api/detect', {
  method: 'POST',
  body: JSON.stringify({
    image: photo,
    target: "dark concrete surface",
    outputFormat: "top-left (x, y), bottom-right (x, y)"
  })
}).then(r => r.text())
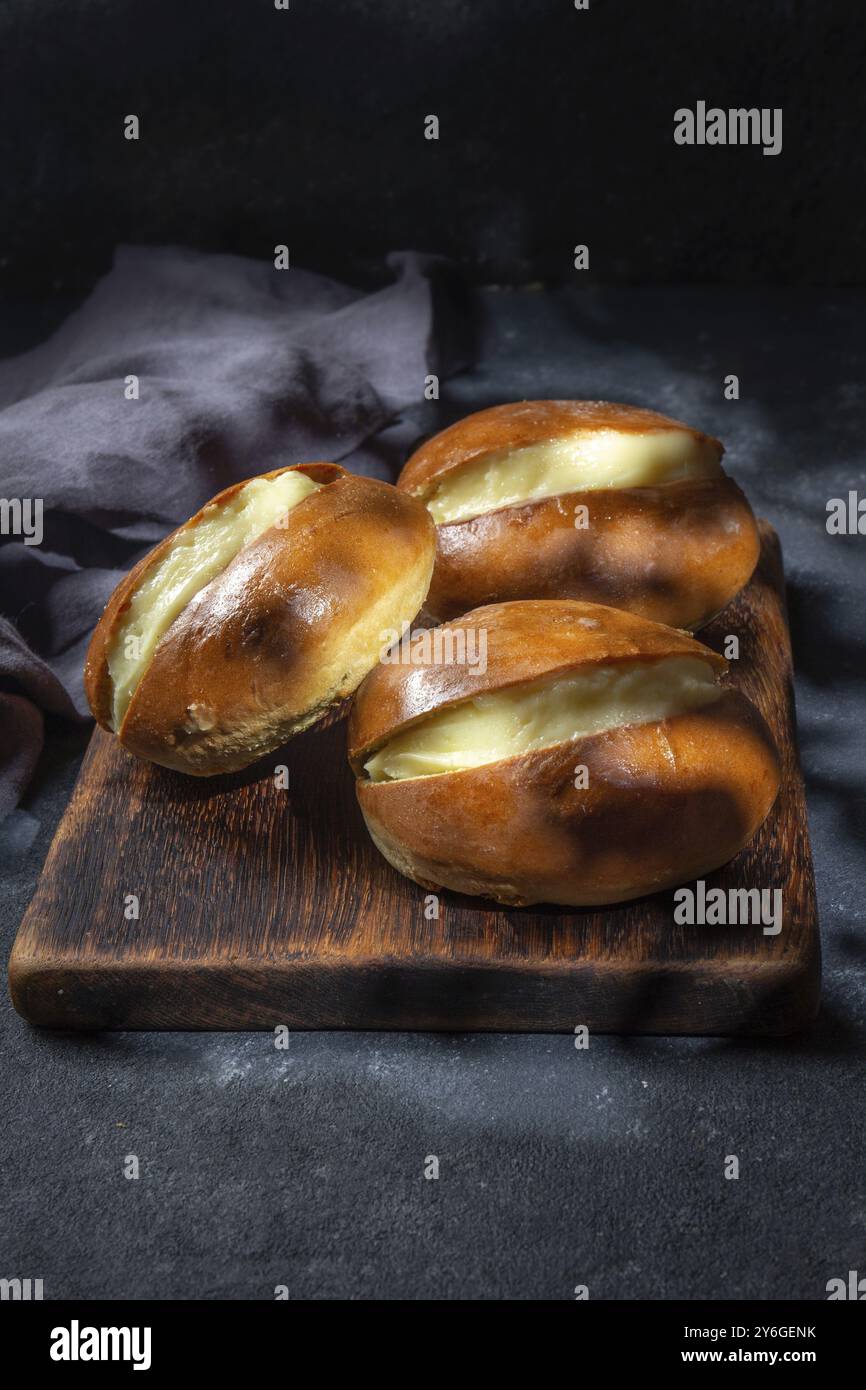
top-left (2, 0), bottom-right (865, 295)
top-left (2, 286), bottom-right (865, 1300)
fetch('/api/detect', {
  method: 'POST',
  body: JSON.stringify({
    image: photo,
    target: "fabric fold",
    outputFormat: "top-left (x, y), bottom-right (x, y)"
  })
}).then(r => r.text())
top-left (0, 246), bottom-right (460, 815)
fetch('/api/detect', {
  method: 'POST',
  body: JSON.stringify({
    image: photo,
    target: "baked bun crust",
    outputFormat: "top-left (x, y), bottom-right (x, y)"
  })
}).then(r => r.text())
top-left (85, 464), bottom-right (436, 775)
top-left (398, 401), bottom-right (760, 629)
top-left (348, 600), bottom-right (781, 908)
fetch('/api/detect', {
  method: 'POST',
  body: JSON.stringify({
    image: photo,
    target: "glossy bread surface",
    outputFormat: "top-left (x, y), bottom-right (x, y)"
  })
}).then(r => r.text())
top-left (86, 464), bottom-right (436, 774)
top-left (350, 599), bottom-right (780, 907)
top-left (398, 402), bottom-right (759, 628)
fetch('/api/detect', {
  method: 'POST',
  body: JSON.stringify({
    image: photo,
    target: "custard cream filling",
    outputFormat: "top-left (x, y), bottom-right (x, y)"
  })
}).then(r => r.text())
top-left (108, 470), bottom-right (321, 730)
top-left (364, 656), bottom-right (720, 781)
top-left (425, 429), bottom-right (722, 525)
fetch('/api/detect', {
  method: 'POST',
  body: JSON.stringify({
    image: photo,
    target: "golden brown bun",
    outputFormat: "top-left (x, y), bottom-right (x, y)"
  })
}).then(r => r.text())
top-left (398, 401), bottom-right (760, 629)
top-left (349, 600), bottom-right (781, 908)
top-left (398, 400), bottom-right (708, 496)
top-left (85, 464), bottom-right (436, 775)
top-left (349, 597), bottom-right (726, 763)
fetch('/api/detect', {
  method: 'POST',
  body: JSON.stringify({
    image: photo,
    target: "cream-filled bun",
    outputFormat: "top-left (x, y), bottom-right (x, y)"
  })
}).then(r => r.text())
top-left (397, 401), bottom-right (760, 628)
top-left (348, 600), bottom-right (781, 907)
top-left (85, 463), bottom-right (436, 775)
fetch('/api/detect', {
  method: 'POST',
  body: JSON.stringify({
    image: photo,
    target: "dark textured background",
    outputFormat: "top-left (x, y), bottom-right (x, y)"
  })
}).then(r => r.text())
top-left (2, 285), bottom-right (865, 1299)
top-left (1, 0), bottom-right (865, 295)
top-left (2, 1), bottom-right (865, 1301)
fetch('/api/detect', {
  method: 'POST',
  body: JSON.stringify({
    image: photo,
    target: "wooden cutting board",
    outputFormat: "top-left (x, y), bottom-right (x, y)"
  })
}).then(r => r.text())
top-left (9, 523), bottom-right (819, 1034)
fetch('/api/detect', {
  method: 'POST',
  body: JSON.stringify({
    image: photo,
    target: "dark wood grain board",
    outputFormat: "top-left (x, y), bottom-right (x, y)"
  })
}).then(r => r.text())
top-left (9, 524), bottom-right (819, 1034)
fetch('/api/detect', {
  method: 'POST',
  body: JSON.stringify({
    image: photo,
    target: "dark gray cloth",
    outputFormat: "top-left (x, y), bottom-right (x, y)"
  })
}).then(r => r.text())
top-left (0, 246), bottom-right (446, 813)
